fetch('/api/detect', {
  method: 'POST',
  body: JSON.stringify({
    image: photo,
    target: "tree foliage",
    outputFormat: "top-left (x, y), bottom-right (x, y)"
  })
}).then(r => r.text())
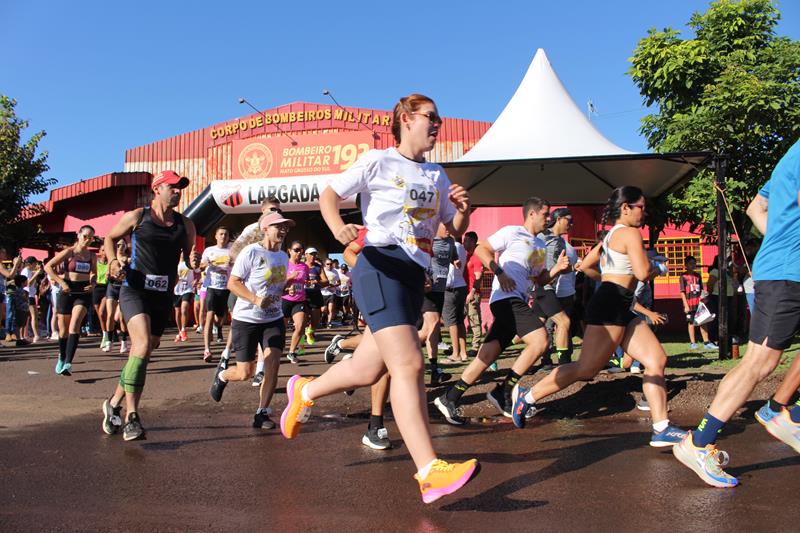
top-left (0, 95), bottom-right (54, 248)
top-left (629, 0), bottom-right (800, 238)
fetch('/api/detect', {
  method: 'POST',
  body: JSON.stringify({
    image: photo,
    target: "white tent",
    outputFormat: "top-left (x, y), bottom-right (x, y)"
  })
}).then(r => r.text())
top-left (444, 49), bottom-right (712, 205)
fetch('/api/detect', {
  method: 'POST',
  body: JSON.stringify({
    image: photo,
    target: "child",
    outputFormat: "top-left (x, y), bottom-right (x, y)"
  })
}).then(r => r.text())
top-left (679, 255), bottom-right (711, 350)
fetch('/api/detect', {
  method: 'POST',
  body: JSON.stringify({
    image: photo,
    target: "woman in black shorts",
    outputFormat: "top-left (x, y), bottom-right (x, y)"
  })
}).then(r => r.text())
top-left (44, 225), bottom-right (97, 375)
top-left (512, 187), bottom-right (688, 447)
top-left (282, 241), bottom-right (309, 363)
top-left (105, 240), bottom-right (129, 353)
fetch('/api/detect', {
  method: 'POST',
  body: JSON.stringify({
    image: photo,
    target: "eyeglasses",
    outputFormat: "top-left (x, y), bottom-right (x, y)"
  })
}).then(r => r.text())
top-left (291, 248), bottom-right (303, 252)
top-left (410, 111), bottom-right (443, 125)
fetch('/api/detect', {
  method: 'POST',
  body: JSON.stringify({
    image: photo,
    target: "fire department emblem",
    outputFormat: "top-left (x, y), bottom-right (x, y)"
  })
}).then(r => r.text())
top-left (238, 142), bottom-right (273, 179)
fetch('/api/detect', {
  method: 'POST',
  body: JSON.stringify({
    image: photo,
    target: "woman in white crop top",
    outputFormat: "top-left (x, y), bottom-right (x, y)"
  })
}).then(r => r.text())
top-left (513, 186), bottom-right (688, 448)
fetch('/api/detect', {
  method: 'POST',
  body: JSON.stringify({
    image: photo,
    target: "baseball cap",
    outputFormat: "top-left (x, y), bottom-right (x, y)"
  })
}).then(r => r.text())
top-left (151, 170), bottom-right (190, 191)
top-left (306, 247), bottom-right (318, 254)
top-left (259, 211), bottom-right (296, 230)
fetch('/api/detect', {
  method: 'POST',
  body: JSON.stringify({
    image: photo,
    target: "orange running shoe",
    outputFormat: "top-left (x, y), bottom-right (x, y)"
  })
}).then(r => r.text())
top-left (179, 330), bottom-right (188, 342)
top-left (280, 375), bottom-right (314, 439)
top-left (414, 458), bottom-right (478, 504)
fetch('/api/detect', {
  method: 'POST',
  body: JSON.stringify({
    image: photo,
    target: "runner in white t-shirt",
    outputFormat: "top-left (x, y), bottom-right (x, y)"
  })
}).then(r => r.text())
top-left (336, 265), bottom-right (352, 322)
top-left (172, 256), bottom-right (196, 342)
top-left (435, 197), bottom-right (570, 424)
top-left (200, 227), bottom-right (232, 361)
top-left (320, 259), bottom-right (340, 327)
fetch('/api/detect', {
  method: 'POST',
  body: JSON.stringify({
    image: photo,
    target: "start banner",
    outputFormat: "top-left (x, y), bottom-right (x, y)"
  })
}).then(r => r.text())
top-left (210, 176), bottom-right (357, 214)
top-left (231, 131), bottom-right (374, 180)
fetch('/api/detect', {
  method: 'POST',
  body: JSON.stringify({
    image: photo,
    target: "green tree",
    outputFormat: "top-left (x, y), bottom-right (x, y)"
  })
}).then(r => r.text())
top-left (629, 0), bottom-right (800, 239)
top-left (0, 95), bottom-right (54, 248)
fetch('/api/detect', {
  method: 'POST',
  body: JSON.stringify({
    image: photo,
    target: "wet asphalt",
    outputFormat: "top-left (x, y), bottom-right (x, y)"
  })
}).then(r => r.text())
top-left (1, 328), bottom-right (798, 532)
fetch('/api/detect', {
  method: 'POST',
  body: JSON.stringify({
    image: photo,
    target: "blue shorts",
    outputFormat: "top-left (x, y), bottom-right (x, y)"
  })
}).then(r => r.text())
top-left (352, 246), bottom-right (425, 333)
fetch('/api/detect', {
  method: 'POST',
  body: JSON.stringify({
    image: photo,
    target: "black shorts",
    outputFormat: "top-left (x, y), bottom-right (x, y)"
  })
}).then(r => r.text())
top-left (205, 288), bottom-right (230, 317)
top-left (306, 289), bottom-right (324, 309)
top-left (106, 283), bottom-right (121, 301)
top-left (173, 292), bottom-right (193, 308)
top-left (282, 299), bottom-right (306, 318)
top-left (442, 287), bottom-right (468, 327)
top-left (28, 296), bottom-right (35, 306)
top-left (533, 286), bottom-right (564, 318)
top-left (422, 291), bottom-right (445, 315)
top-left (323, 293), bottom-right (337, 306)
top-left (749, 280), bottom-right (800, 350)
top-left (230, 318), bottom-right (286, 362)
top-left (92, 284), bottom-right (108, 306)
top-left (56, 280), bottom-right (92, 314)
top-left (119, 285), bottom-right (172, 337)
top-left (484, 298), bottom-right (545, 350)
top-left (584, 282), bottom-right (638, 326)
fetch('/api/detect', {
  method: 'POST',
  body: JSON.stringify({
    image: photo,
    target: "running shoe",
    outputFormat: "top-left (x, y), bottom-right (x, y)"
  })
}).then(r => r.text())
top-left (438, 342), bottom-right (451, 353)
top-left (216, 334), bottom-right (224, 344)
top-left (196, 326), bottom-right (203, 334)
top-left (305, 326), bottom-right (316, 345)
top-left (179, 330), bottom-right (188, 342)
top-left (704, 342), bottom-right (719, 350)
top-left (672, 433), bottom-right (737, 488)
top-left (203, 349), bottom-right (212, 363)
top-left (218, 354), bottom-right (230, 371)
top-left (755, 401), bottom-right (780, 425)
top-left (637, 397), bottom-right (651, 411)
top-left (362, 427), bottom-right (392, 450)
top-left (630, 362), bottom-right (642, 374)
top-left (558, 353), bottom-right (571, 365)
top-left (280, 375), bottom-right (314, 439)
top-left (119, 340), bottom-right (128, 353)
top-left (429, 367), bottom-right (450, 387)
top-left (511, 384), bottom-right (531, 429)
top-left (55, 358), bottom-right (64, 375)
top-left (101, 398), bottom-right (123, 435)
top-left (486, 384), bottom-right (512, 417)
top-left (252, 370), bottom-right (264, 387)
top-left (123, 412), bottom-right (145, 441)
top-left (253, 408), bottom-right (276, 429)
top-left (212, 325), bottom-right (219, 337)
top-left (101, 339), bottom-right (111, 352)
top-left (60, 363), bottom-right (72, 376)
top-left (689, 343), bottom-right (698, 351)
top-left (414, 459), bottom-right (478, 504)
top-left (209, 371), bottom-right (227, 402)
top-left (220, 348), bottom-right (230, 364)
top-left (650, 425), bottom-right (688, 447)
top-left (434, 395), bottom-right (466, 425)
top-left (287, 352), bottom-right (299, 364)
top-left (49, 333), bottom-right (59, 341)
top-left (325, 334), bottom-right (345, 363)
top-left (174, 333), bottom-right (182, 343)
top-left (763, 409), bottom-right (800, 453)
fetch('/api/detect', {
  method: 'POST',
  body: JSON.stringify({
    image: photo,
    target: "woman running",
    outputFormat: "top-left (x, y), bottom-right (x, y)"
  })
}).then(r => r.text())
top-left (173, 252), bottom-right (195, 342)
top-left (45, 225), bottom-right (97, 375)
top-left (105, 240), bottom-right (129, 353)
top-left (511, 186), bottom-right (688, 447)
top-left (279, 93), bottom-right (477, 504)
top-left (282, 241), bottom-right (309, 364)
top-left (209, 211), bottom-right (293, 430)
top-left (94, 246), bottom-right (110, 350)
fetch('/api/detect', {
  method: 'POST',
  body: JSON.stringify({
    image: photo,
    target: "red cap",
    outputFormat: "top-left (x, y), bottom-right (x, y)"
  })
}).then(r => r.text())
top-left (151, 170), bottom-right (189, 191)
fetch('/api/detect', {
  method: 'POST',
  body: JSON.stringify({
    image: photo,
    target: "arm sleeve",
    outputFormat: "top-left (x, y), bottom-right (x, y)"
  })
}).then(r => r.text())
top-left (330, 150), bottom-right (378, 199)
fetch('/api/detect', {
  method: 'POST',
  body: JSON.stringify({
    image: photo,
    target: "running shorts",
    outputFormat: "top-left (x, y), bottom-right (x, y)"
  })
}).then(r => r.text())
top-left (282, 299), bottom-right (306, 318)
top-left (92, 284), bottom-right (108, 306)
top-left (422, 291), bottom-right (445, 315)
top-left (584, 281), bottom-right (638, 326)
top-left (306, 289), bottom-right (324, 309)
top-left (106, 283), bottom-right (121, 301)
top-left (119, 285), bottom-right (172, 337)
top-left (484, 297), bottom-right (545, 351)
top-left (442, 287), bottom-right (468, 327)
top-left (172, 292), bottom-right (193, 308)
top-left (205, 288), bottom-right (230, 318)
top-left (533, 286), bottom-right (563, 318)
top-left (230, 318), bottom-right (286, 362)
top-left (323, 293), bottom-right (336, 306)
top-left (56, 280), bottom-right (92, 314)
top-left (749, 280), bottom-right (800, 350)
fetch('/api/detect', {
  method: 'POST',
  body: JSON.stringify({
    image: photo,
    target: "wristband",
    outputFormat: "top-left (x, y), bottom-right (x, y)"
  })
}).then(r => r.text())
top-left (492, 265), bottom-right (504, 276)
top-left (472, 279), bottom-right (481, 291)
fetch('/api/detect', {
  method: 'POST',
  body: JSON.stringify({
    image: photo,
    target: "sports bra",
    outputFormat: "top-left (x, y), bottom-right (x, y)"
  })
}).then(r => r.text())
top-left (601, 224), bottom-right (634, 275)
top-left (67, 252), bottom-right (92, 274)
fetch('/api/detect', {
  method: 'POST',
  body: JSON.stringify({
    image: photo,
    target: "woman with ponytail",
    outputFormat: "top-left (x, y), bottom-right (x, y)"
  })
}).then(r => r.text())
top-left (511, 186), bottom-right (688, 448)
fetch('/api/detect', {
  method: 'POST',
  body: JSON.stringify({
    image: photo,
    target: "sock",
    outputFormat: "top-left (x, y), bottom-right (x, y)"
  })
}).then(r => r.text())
top-left (102, 331), bottom-right (109, 342)
top-left (445, 379), bottom-right (471, 403)
top-left (336, 339), bottom-right (344, 349)
top-left (221, 348), bottom-right (230, 360)
top-left (218, 370), bottom-right (227, 382)
top-left (791, 399), bottom-right (800, 424)
top-left (369, 414), bottom-right (384, 430)
top-left (652, 419), bottom-right (669, 432)
top-left (58, 337), bottom-right (67, 361)
top-left (65, 333), bottom-right (80, 364)
top-left (301, 383), bottom-right (311, 402)
top-left (417, 458), bottom-right (438, 480)
top-left (692, 412), bottom-right (725, 447)
top-left (256, 360), bottom-right (265, 373)
top-left (769, 397), bottom-right (787, 413)
top-left (524, 389), bottom-right (536, 404)
top-left (501, 370), bottom-right (522, 397)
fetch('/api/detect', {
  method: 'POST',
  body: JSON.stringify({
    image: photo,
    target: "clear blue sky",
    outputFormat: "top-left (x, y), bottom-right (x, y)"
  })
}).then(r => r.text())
top-left (3, 0), bottom-right (798, 201)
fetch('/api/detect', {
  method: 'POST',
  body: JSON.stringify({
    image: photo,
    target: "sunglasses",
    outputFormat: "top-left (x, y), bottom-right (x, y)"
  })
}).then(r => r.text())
top-left (410, 111), bottom-right (443, 125)
top-left (291, 248), bottom-right (303, 252)
top-left (628, 203), bottom-right (646, 210)
top-left (269, 207), bottom-right (283, 214)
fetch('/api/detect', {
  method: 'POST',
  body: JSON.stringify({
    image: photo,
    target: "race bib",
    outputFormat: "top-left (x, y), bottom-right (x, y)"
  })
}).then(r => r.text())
top-left (144, 274), bottom-right (169, 292)
top-left (403, 181), bottom-right (439, 222)
top-left (74, 261), bottom-right (91, 274)
top-left (211, 272), bottom-right (228, 286)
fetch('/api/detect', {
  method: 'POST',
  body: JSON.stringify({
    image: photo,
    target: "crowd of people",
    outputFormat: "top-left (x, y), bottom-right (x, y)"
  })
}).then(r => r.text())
top-left (1, 94), bottom-right (798, 505)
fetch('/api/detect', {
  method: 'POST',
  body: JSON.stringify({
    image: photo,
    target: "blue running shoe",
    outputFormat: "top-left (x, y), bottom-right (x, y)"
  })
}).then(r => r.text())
top-left (511, 384), bottom-right (531, 429)
top-left (672, 433), bottom-right (738, 488)
top-left (650, 425), bottom-right (688, 447)
top-left (60, 362), bottom-right (72, 376)
top-left (704, 342), bottom-right (719, 350)
top-left (764, 410), bottom-right (800, 453)
top-left (55, 358), bottom-right (64, 375)
top-left (755, 401), bottom-right (780, 426)
top-left (488, 362), bottom-right (498, 372)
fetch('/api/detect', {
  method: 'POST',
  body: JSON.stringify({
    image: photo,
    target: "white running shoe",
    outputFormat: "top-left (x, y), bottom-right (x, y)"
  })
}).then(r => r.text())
top-left (119, 340), bottom-right (128, 353)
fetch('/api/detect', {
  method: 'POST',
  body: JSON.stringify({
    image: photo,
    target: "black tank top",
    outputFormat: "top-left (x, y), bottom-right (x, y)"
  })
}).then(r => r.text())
top-left (125, 207), bottom-right (187, 292)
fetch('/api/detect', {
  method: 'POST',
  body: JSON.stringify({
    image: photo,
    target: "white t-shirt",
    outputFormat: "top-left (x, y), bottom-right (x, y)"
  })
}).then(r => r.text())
top-left (174, 261), bottom-right (196, 296)
top-left (321, 268), bottom-right (339, 297)
top-left (446, 242), bottom-right (468, 289)
top-left (230, 243), bottom-right (288, 323)
top-left (235, 222), bottom-right (260, 247)
top-left (337, 271), bottom-right (351, 296)
top-left (555, 242), bottom-right (578, 298)
top-left (487, 226), bottom-right (546, 304)
top-left (202, 244), bottom-right (232, 290)
top-left (330, 147), bottom-right (457, 268)
top-left (20, 267), bottom-right (38, 297)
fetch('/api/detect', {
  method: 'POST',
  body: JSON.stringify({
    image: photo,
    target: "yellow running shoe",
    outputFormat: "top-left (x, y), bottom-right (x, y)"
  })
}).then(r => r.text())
top-left (414, 458), bottom-right (478, 504)
top-left (305, 326), bottom-right (316, 345)
top-left (280, 375), bottom-right (314, 439)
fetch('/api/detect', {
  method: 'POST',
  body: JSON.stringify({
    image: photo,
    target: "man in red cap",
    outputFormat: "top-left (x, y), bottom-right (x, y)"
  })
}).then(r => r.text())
top-left (100, 170), bottom-right (198, 441)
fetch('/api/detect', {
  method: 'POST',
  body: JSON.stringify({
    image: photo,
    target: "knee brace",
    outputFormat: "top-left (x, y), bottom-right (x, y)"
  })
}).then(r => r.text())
top-left (119, 356), bottom-right (148, 393)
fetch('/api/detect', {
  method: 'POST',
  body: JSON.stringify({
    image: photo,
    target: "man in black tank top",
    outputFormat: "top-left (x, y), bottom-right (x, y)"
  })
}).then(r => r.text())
top-left (100, 170), bottom-right (198, 441)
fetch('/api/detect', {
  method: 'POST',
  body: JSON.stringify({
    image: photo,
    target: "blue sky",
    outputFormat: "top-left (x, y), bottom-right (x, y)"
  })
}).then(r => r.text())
top-left (3, 0), bottom-right (798, 201)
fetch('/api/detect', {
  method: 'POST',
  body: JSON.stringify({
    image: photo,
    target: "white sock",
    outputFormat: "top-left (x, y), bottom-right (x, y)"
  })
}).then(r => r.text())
top-left (417, 458), bottom-right (438, 480)
top-left (524, 390), bottom-right (536, 404)
top-left (256, 360), bottom-right (265, 373)
top-left (102, 331), bottom-right (109, 341)
top-left (653, 419), bottom-right (669, 432)
top-left (301, 383), bottom-right (312, 402)
top-left (221, 348), bottom-right (230, 360)
top-left (336, 339), bottom-right (344, 349)
top-left (218, 370), bottom-right (227, 382)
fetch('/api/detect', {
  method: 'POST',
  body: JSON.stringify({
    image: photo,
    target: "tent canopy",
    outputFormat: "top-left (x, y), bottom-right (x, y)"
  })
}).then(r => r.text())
top-left (443, 49), bottom-right (712, 205)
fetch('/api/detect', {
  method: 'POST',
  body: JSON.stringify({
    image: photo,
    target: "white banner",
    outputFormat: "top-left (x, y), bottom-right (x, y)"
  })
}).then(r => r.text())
top-left (209, 175), bottom-right (356, 214)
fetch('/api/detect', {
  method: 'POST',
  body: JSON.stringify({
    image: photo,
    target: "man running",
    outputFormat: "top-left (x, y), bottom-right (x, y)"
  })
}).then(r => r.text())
top-left (100, 170), bottom-right (197, 441)
top-left (201, 226), bottom-right (232, 361)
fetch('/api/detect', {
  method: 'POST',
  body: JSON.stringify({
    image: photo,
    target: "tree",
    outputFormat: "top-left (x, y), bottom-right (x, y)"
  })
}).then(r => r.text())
top-left (0, 95), bottom-right (54, 248)
top-left (629, 0), bottom-right (800, 239)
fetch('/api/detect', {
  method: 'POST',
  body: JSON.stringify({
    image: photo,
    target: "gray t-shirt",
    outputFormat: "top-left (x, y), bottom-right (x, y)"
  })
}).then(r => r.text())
top-left (430, 237), bottom-right (456, 293)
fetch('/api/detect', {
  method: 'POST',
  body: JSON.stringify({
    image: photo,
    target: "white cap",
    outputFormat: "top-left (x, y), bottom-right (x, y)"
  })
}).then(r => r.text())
top-left (306, 247), bottom-right (318, 254)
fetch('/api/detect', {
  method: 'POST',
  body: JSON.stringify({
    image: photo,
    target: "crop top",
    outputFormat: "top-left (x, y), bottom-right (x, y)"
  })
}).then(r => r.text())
top-left (67, 252), bottom-right (93, 275)
top-left (601, 225), bottom-right (634, 275)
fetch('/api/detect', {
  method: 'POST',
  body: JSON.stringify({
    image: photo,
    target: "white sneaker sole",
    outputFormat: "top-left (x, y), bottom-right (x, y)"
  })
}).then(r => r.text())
top-left (672, 440), bottom-right (737, 488)
top-left (361, 434), bottom-right (391, 450)
top-left (434, 397), bottom-right (465, 425)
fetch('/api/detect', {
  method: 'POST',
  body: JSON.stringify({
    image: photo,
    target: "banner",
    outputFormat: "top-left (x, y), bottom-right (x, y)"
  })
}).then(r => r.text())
top-left (231, 131), bottom-right (374, 180)
top-left (210, 176), bottom-right (357, 214)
